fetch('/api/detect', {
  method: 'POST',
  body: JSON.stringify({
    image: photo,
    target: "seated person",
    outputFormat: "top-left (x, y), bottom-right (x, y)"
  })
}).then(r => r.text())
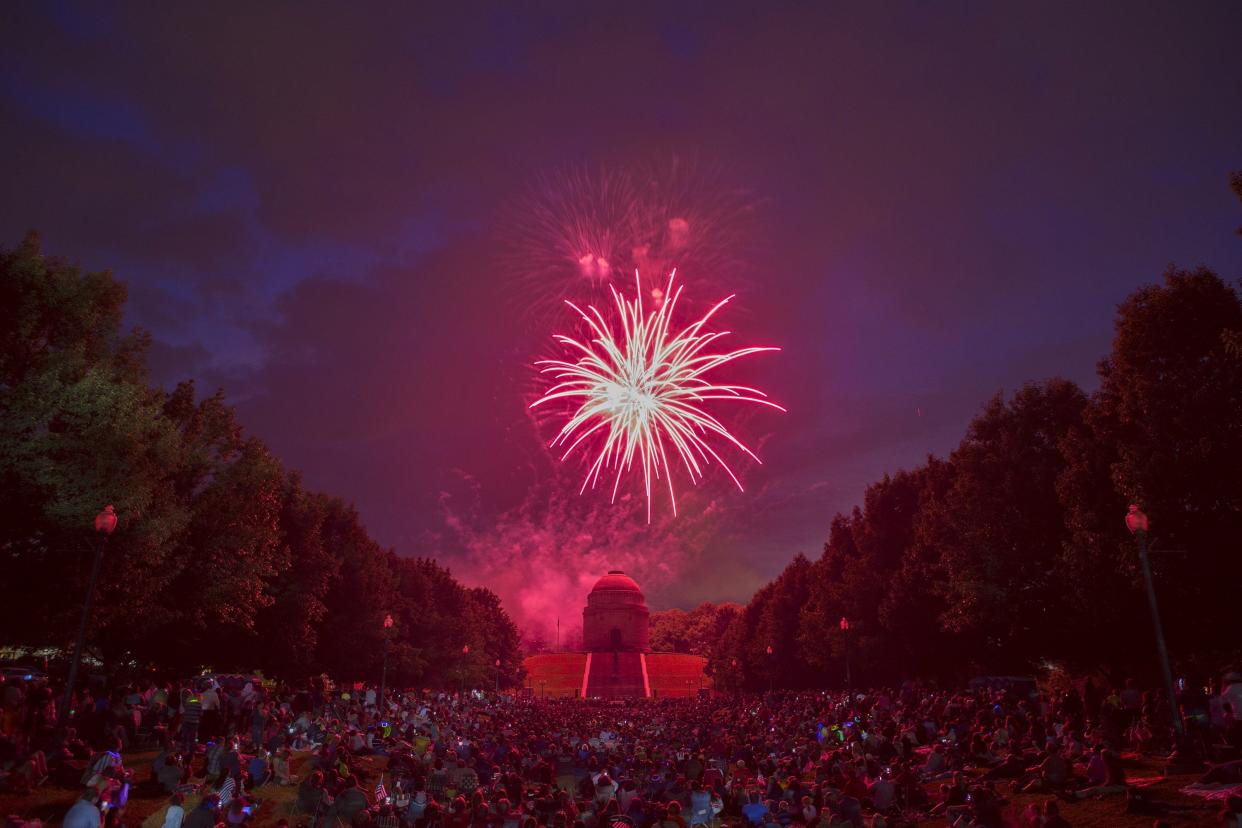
top-left (247, 752), bottom-right (271, 787)
top-left (1020, 745), bottom-right (1070, 792)
top-left (1073, 748), bottom-right (1127, 799)
top-left (156, 753), bottom-right (186, 794)
top-left (272, 748), bottom-right (297, 785)
top-left (981, 750), bottom-right (1028, 781)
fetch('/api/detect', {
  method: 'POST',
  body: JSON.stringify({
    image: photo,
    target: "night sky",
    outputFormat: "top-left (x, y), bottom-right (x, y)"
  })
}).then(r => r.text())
top-left (3, 3), bottom-right (1241, 633)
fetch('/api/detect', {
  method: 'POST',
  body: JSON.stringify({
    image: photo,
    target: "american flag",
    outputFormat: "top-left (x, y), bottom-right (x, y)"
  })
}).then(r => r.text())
top-left (375, 775), bottom-right (388, 802)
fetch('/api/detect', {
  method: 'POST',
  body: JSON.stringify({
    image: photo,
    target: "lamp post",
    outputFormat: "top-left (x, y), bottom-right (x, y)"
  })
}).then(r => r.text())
top-left (495, 658), bottom-right (501, 692)
top-left (379, 614), bottom-right (394, 714)
top-left (460, 645), bottom-right (469, 694)
top-left (840, 617), bottom-right (851, 690)
top-left (765, 645), bottom-right (774, 694)
top-left (540, 679), bottom-right (547, 699)
top-left (1125, 506), bottom-right (1180, 735)
top-left (61, 505), bottom-right (117, 728)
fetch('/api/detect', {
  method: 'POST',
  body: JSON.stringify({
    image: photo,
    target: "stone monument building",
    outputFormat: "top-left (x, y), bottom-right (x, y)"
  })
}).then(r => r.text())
top-left (522, 569), bottom-right (709, 698)
top-left (581, 570), bottom-right (650, 652)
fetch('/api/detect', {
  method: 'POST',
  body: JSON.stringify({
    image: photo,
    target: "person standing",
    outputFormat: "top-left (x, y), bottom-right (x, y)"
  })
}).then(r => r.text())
top-left (200, 682), bottom-right (221, 742)
top-left (179, 690), bottom-right (202, 755)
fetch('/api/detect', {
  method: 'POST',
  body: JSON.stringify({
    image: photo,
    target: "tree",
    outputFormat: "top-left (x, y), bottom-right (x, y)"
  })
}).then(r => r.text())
top-left (0, 233), bottom-right (525, 682)
top-left (799, 463), bottom-right (947, 684)
top-left (929, 381), bottom-right (1088, 671)
top-left (0, 235), bottom-right (187, 664)
top-left (650, 603), bottom-right (740, 655)
top-left (252, 479), bottom-right (340, 679)
top-left (1070, 268), bottom-right (1242, 665)
top-left (879, 458), bottom-right (957, 678)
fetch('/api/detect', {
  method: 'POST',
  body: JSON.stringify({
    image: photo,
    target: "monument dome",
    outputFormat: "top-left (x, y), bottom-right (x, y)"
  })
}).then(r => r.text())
top-left (522, 570), bottom-right (709, 698)
top-left (582, 569), bottom-right (650, 652)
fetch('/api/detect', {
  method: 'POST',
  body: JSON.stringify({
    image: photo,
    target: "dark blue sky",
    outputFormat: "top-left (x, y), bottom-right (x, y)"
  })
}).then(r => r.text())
top-left (3, 2), bottom-right (1240, 623)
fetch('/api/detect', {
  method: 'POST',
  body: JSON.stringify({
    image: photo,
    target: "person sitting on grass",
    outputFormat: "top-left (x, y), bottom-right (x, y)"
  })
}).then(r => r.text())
top-left (184, 794), bottom-right (220, 828)
top-left (330, 773), bottom-right (371, 825)
top-left (298, 769), bottom-right (332, 820)
top-left (273, 746), bottom-right (297, 785)
top-left (61, 788), bottom-right (103, 828)
top-left (247, 750), bottom-right (272, 787)
top-left (928, 774), bottom-right (969, 818)
top-left (156, 750), bottom-right (187, 793)
top-left (2, 746), bottom-right (48, 794)
top-left (1019, 743), bottom-right (1070, 793)
top-left (981, 749), bottom-right (1028, 781)
top-left (1041, 799), bottom-right (1070, 828)
top-left (218, 769), bottom-right (243, 809)
top-left (225, 798), bottom-right (252, 827)
top-left (161, 792), bottom-right (186, 828)
top-left (1071, 747), bottom-right (1126, 799)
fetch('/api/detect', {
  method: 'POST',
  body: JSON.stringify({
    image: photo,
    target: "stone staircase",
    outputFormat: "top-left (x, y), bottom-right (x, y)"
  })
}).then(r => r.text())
top-left (585, 651), bottom-right (647, 698)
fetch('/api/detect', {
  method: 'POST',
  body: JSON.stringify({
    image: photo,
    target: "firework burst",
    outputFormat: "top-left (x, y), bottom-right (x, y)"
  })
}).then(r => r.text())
top-left (502, 158), bottom-right (759, 320)
top-left (531, 270), bottom-right (783, 520)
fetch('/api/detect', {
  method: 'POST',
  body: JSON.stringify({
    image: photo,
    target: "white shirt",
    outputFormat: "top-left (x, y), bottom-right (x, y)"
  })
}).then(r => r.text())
top-left (200, 688), bottom-right (221, 711)
top-left (162, 804), bottom-right (185, 828)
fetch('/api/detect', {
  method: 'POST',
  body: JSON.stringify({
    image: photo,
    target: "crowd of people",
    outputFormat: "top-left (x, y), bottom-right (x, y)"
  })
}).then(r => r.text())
top-left (2, 668), bottom-right (1242, 828)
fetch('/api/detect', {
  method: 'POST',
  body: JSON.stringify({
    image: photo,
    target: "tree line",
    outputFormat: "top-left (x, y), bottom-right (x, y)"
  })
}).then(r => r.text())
top-left (0, 233), bottom-right (522, 688)
top-left (708, 175), bottom-right (1242, 691)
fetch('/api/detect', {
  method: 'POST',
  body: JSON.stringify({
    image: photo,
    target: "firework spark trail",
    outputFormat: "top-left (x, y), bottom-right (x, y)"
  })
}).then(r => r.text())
top-left (531, 270), bottom-right (783, 521)
top-left (502, 159), bottom-right (759, 320)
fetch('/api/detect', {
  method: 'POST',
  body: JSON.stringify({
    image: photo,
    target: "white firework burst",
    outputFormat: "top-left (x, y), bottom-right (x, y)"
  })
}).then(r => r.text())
top-left (531, 270), bottom-right (783, 520)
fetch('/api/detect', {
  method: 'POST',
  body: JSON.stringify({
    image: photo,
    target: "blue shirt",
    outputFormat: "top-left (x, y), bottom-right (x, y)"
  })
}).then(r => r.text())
top-left (63, 799), bottom-right (101, 828)
top-left (742, 803), bottom-right (769, 826)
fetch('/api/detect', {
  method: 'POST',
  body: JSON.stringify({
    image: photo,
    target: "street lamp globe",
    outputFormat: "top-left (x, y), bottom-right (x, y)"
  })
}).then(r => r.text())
top-left (383, 614), bottom-right (394, 629)
top-left (1125, 504), bottom-right (1149, 534)
top-left (840, 617), bottom-right (849, 631)
top-left (95, 505), bottom-right (117, 534)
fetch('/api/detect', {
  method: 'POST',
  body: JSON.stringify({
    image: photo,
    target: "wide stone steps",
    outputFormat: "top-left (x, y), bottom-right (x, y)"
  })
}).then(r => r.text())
top-left (585, 651), bottom-right (647, 698)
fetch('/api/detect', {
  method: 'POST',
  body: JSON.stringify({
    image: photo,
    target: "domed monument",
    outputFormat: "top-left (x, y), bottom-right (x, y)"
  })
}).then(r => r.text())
top-left (522, 570), bottom-right (710, 699)
top-left (582, 570), bottom-right (650, 652)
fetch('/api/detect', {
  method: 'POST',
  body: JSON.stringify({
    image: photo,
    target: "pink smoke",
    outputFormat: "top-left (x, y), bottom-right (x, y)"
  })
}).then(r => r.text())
top-left (437, 469), bottom-right (733, 647)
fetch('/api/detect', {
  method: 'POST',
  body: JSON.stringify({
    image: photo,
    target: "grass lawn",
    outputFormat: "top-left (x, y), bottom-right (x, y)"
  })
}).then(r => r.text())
top-left (0, 750), bottom-right (1225, 827)
top-left (0, 749), bottom-right (385, 827)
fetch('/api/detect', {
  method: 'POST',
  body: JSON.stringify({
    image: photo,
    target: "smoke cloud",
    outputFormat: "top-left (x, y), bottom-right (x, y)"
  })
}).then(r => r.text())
top-left (436, 467), bottom-right (736, 647)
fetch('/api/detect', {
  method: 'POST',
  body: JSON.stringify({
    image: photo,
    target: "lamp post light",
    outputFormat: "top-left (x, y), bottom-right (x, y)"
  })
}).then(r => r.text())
top-left (379, 614), bottom-right (394, 713)
top-left (61, 505), bottom-right (117, 728)
top-left (1125, 505), bottom-right (1199, 770)
top-left (840, 617), bottom-right (851, 690)
top-left (765, 645), bottom-right (774, 694)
